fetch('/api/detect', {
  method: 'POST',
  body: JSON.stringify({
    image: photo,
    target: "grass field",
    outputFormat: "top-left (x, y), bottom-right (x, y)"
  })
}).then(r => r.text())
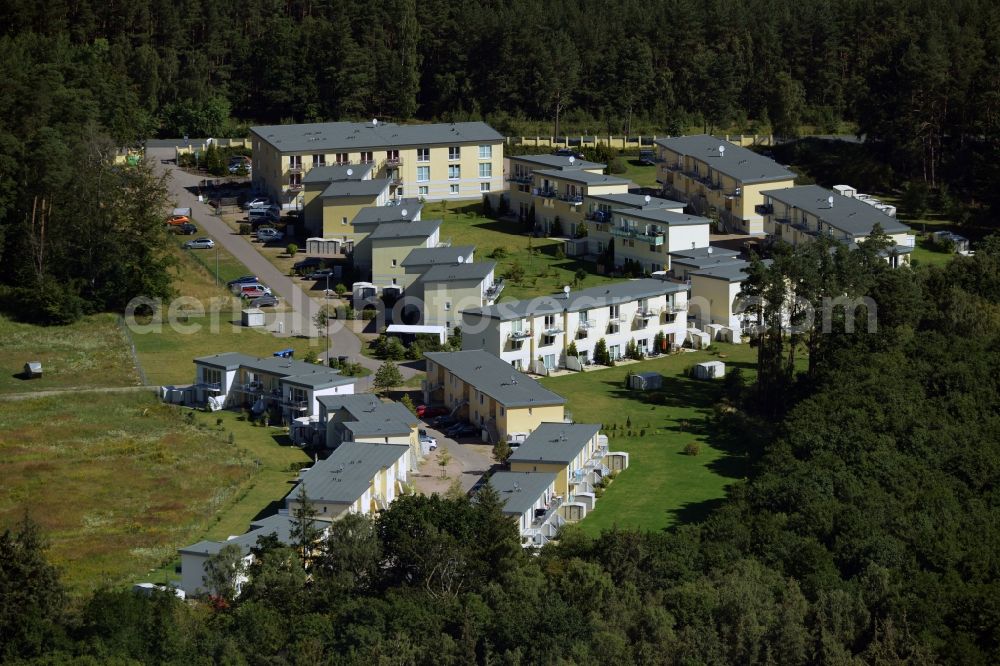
top-left (0, 391), bottom-right (268, 594)
top-left (540, 344), bottom-right (757, 534)
top-left (431, 201), bottom-right (622, 300)
top-left (618, 159), bottom-right (660, 188)
top-left (0, 313), bottom-right (140, 394)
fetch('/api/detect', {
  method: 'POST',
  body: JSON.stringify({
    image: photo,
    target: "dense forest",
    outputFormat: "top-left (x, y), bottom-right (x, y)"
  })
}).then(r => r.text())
top-left (3, 238), bottom-right (999, 663)
top-left (1, 0), bottom-right (999, 318)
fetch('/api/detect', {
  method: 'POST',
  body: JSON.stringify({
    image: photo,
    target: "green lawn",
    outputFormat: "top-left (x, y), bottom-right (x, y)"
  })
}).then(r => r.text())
top-left (618, 158), bottom-right (660, 188)
top-left (433, 201), bottom-right (622, 300)
top-left (0, 391), bottom-right (272, 595)
top-left (0, 313), bottom-right (140, 394)
top-left (173, 235), bottom-right (252, 288)
top-left (540, 344), bottom-right (757, 534)
top-left (133, 315), bottom-right (325, 386)
top-left (910, 237), bottom-right (957, 267)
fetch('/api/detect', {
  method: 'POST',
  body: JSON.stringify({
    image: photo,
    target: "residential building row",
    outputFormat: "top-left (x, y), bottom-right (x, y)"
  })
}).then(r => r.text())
top-left (459, 279), bottom-right (689, 372)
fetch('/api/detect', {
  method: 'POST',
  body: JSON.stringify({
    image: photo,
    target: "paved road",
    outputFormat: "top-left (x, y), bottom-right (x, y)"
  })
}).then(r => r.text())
top-left (149, 148), bottom-right (419, 391)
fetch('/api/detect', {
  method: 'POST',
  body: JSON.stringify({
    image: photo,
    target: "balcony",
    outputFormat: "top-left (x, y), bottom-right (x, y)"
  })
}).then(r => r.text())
top-left (541, 323), bottom-right (564, 335)
top-left (282, 399), bottom-right (309, 411)
top-left (287, 165), bottom-right (303, 174)
top-left (756, 204), bottom-right (774, 216)
top-left (610, 226), bottom-right (664, 245)
top-left (508, 329), bottom-right (532, 340)
top-left (577, 319), bottom-right (595, 330)
top-left (507, 173), bottom-right (533, 184)
top-left (197, 382), bottom-right (222, 392)
top-left (287, 182), bottom-right (303, 192)
top-left (635, 306), bottom-right (660, 319)
top-left (558, 193), bottom-right (584, 205)
top-left (384, 157), bottom-right (403, 168)
top-left (422, 379), bottom-right (444, 393)
top-left (484, 279), bottom-right (504, 301)
top-left (586, 210), bottom-right (611, 222)
top-left (664, 303), bottom-right (688, 314)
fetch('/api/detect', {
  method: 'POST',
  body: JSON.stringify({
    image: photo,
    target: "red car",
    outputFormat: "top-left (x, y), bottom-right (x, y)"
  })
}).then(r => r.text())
top-left (416, 405), bottom-right (448, 418)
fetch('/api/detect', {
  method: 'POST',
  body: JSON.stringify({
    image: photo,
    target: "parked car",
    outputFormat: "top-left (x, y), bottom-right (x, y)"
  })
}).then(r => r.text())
top-left (553, 148), bottom-right (585, 159)
top-left (419, 434), bottom-right (438, 451)
top-left (239, 283), bottom-right (272, 297)
top-left (227, 275), bottom-right (258, 287)
top-left (174, 223), bottom-right (197, 235)
top-left (183, 237), bottom-right (214, 249)
top-left (304, 268), bottom-right (336, 281)
top-left (293, 257), bottom-right (324, 272)
top-left (416, 404), bottom-right (448, 418)
top-left (446, 423), bottom-right (479, 439)
top-left (256, 228), bottom-right (284, 243)
top-left (242, 197), bottom-right (270, 210)
top-left (248, 208), bottom-right (280, 223)
top-left (167, 215), bottom-right (190, 226)
top-left (432, 415), bottom-right (456, 429)
top-left (250, 294), bottom-right (279, 308)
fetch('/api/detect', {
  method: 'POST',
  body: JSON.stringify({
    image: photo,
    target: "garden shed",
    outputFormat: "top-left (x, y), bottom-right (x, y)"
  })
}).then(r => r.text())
top-left (629, 372), bottom-right (662, 391)
top-left (23, 361), bottom-right (42, 378)
top-left (693, 361), bottom-right (725, 380)
top-left (241, 308), bottom-right (265, 327)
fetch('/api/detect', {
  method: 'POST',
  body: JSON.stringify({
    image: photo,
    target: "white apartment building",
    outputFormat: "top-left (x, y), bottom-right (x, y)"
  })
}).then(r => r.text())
top-left (460, 279), bottom-right (689, 373)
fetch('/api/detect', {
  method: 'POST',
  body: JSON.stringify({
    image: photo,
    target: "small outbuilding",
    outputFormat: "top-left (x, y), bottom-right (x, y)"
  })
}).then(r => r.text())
top-left (629, 372), bottom-right (663, 391)
top-left (23, 361), bottom-right (42, 379)
top-left (693, 361), bottom-right (725, 380)
top-left (241, 308), bottom-right (265, 327)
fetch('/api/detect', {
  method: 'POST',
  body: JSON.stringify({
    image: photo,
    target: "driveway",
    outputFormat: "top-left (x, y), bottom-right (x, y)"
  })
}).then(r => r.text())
top-left (148, 148), bottom-right (421, 391)
top-left (410, 424), bottom-right (496, 494)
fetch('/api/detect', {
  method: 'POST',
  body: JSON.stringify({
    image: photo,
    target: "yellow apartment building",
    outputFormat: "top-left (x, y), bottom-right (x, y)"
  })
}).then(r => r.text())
top-left (654, 135), bottom-right (796, 235)
top-left (507, 154), bottom-right (605, 222)
top-left (353, 218), bottom-right (442, 285)
top-left (250, 120), bottom-right (504, 208)
top-left (408, 261), bottom-right (502, 329)
top-left (423, 350), bottom-right (566, 444)
top-left (531, 169), bottom-right (632, 235)
top-left (506, 422), bottom-right (609, 499)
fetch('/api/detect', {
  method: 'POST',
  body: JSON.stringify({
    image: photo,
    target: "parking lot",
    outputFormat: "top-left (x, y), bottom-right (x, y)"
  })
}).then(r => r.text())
top-left (409, 421), bottom-right (496, 495)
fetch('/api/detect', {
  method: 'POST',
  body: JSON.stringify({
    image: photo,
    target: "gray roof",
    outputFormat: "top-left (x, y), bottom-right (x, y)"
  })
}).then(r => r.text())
top-left (586, 192), bottom-right (686, 210)
top-left (534, 169), bottom-right (632, 186)
top-left (654, 134), bottom-right (796, 184)
top-left (669, 253), bottom-right (747, 273)
top-left (401, 245), bottom-right (475, 268)
top-left (487, 471), bottom-right (558, 516)
top-left (510, 154), bottom-right (605, 171)
top-left (193, 352), bottom-right (348, 389)
top-left (178, 513), bottom-right (318, 557)
top-left (319, 394), bottom-right (417, 438)
top-left (669, 246), bottom-right (741, 260)
top-left (690, 262), bottom-right (753, 283)
top-left (423, 351), bottom-right (566, 408)
top-left (320, 178), bottom-right (391, 199)
top-left (302, 163), bottom-right (373, 184)
top-left (294, 441), bottom-right (409, 505)
top-left (614, 207), bottom-right (711, 227)
top-left (351, 199), bottom-right (424, 227)
top-left (507, 423), bottom-right (601, 465)
top-left (250, 121), bottom-right (503, 153)
top-left (463, 278), bottom-right (686, 321)
top-left (761, 185), bottom-right (912, 237)
top-left (367, 218), bottom-right (442, 240)
top-left (420, 261), bottom-right (495, 283)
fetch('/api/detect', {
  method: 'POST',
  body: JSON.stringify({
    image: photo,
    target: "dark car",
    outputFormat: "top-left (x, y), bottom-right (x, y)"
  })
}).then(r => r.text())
top-left (553, 148), bottom-right (585, 159)
top-left (446, 423), bottom-right (479, 439)
top-left (293, 257), bottom-right (324, 272)
top-left (174, 223), bottom-right (197, 235)
top-left (227, 275), bottom-right (259, 287)
top-left (305, 268), bottom-right (336, 281)
top-left (250, 294), bottom-right (279, 308)
top-left (431, 415), bottom-right (456, 429)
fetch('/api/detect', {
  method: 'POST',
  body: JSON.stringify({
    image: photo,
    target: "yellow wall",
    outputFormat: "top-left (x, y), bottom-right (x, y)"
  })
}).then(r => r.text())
top-left (508, 461), bottom-right (570, 495)
top-left (371, 238), bottom-right (429, 285)
top-left (499, 404), bottom-right (566, 442)
top-left (422, 281), bottom-right (486, 328)
top-left (321, 196), bottom-right (382, 238)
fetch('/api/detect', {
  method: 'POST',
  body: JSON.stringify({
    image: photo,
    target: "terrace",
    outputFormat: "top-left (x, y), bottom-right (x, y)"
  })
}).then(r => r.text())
top-left (610, 226), bottom-right (665, 245)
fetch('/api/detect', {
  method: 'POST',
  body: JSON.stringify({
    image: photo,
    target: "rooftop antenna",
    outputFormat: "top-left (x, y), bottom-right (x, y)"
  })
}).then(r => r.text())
top-left (718, 144), bottom-right (726, 158)
top-left (827, 195), bottom-right (835, 208)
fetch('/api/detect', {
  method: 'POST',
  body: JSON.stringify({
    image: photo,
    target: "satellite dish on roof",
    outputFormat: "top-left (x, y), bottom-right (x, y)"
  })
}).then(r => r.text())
top-left (828, 195), bottom-right (835, 207)
top-left (718, 145), bottom-right (726, 157)
top-left (644, 195), bottom-right (651, 204)
top-left (568, 156), bottom-right (575, 164)
top-left (458, 256), bottom-right (466, 263)
top-left (372, 118), bottom-right (378, 126)
top-left (346, 168), bottom-right (353, 176)
top-left (563, 285), bottom-right (571, 298)
top-left (401, 209), bottom-right (408, 217)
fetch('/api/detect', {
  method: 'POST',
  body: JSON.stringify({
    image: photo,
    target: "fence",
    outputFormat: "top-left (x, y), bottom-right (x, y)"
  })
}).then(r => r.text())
top-left (175, 138), bottom-right (252, 159)
top-left (507, 134), bottom-right (774, 150)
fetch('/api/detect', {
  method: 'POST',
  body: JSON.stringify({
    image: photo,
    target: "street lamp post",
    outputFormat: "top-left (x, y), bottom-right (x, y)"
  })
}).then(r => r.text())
top-left (325, 274), bottom-right (331, 365)
top-left (215, 245), bottom-right (220, 286)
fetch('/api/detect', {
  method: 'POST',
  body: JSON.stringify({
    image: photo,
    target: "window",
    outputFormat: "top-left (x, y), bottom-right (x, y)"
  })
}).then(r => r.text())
top-left (417, 147), bottom-right (430, 162)
top-left (417, 166), bottom-right (430, 181)
top-left (360, 151), bottom-right (373, 163)
top-left (445, 301), bottom-right (452, 311)
top-left (391, 259), bottom-right (397, 267)
top-left (479, 394), bottom-right (484, 405)
top-left (481, 182), bottom-right (490, 192)
top-left (335, 152), bottom-right (348, 165)
top-left (448, 146), bottom-right (461, 160)
top-left (341, 216), bottom-right (348, 225)
top-left (479, 145), bottom-right (492, 159)
top-left (609, 305), bottom-right (620, 320)
top-left (609, 345), bottom-right (621, 360)
top-left (312, 154), bottom-right (325, 167)
top-left (419, 186), bottom-right (429, 196)
top-left (288, 155), bottom-right (302, 170)
top-left (542, 335), bottom-right (555, 346)
top-left (544, 314), bottom-right (557, 329)
top-left (500, 406), bottom-right (506, 415)
top-left (202, 368), bottom-right (221, 387)
top-left (386, 149), bottom-right (399, 163)
top-left (448, 165), bottom-right (461, 180)
top-left (479, 163), bottom-right (492, 178)
top-left (450, 184), bottom-right (459, 194)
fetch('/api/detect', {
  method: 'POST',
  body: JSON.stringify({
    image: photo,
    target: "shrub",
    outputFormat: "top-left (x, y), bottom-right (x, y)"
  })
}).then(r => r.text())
top-left (489, 246), bottom-right (509, 259)
top-left (554, 244), bottom-right (566, 259)
top-left (239, 223), bottom-right (251, 235)
top-left (361, 308), bottom-right (377, 320)
top-left (683, 442), bottom-right (701, 456)
top-left (303, 350), bottom-right (319, 364)
top-left (334, 283), bottom-right (347, 296)
top-left (286, 243), bottom-right (298, 257)
top-left (400, 394), bottom-right (417, 415)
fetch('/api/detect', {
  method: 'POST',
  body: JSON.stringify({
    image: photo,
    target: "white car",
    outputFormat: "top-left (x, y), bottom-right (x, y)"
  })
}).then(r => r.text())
top-left (183, 237), bottom-right (215, 249)
top-left (242, 197), bottom-right (270, 210)
top-left (256, 228), bottom-right (284, 243)
top-left (419, 434), bottom-right (438, 451)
